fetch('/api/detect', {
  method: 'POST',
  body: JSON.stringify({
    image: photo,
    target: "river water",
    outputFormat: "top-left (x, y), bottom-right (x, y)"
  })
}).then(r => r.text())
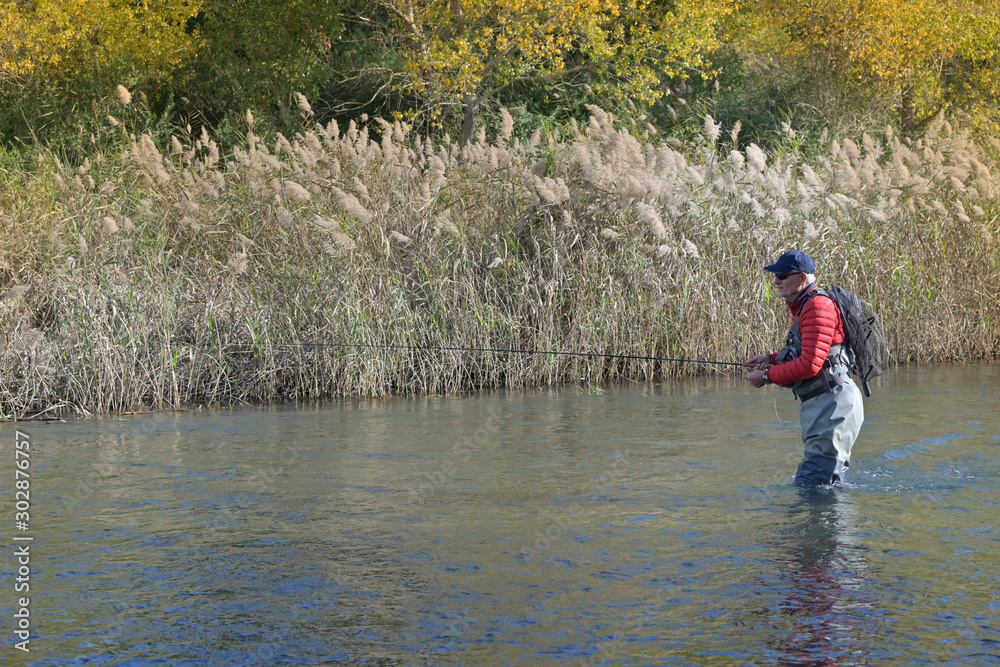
top-left (3, 364), bottom-right (999, 665)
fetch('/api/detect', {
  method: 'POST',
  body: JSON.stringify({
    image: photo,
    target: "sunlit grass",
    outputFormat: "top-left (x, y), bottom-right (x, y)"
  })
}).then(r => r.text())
top-left (0, 100), bottom-right (997, 416)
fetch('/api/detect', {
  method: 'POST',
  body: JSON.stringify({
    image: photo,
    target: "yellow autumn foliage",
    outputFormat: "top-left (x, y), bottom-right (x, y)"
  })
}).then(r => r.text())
top-left (750, 0), bottom-right (1000, 132)
top-left (0, 0), bottom-right (201, 90)
top-left (387, 0), bottom-right (734, 114)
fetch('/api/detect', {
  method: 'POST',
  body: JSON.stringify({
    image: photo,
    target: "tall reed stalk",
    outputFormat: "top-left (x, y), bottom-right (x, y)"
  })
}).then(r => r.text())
top-left (0, 102), bottom-right (997, 416)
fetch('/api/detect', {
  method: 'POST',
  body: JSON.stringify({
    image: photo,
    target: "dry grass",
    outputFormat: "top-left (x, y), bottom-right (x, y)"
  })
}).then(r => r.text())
top-left (0, 102), bottom-right (998, 417)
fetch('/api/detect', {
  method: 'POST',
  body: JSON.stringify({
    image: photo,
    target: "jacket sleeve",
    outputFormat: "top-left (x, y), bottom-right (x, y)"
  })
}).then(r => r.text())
top-left (769, 295), bottom-right (843, 386)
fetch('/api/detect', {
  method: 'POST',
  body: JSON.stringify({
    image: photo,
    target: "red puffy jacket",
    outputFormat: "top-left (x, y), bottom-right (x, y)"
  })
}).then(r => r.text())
top-left (767, 285), bottom-right (845, 386)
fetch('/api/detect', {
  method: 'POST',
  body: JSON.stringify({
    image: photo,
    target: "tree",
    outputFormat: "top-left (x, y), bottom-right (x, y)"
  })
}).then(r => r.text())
top-left (1, 0), bottom-right (201, 90)
top-left (181, 0), bottom-right (349, 121)
top-left (1, 0), bottom-right (202, 138)
top-left (368, 0), bottom-right (734, 142)
top-left (749, 0), bottom-right (1000, 136)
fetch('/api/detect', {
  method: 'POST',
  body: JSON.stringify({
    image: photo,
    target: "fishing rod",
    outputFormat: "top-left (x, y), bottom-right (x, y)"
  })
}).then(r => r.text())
top-left (259, 341), bottom-right (744, 368)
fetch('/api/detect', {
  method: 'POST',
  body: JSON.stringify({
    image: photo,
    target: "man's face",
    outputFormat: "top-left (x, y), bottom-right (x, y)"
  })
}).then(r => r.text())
top-left (773, 270), bottom-right (810, 301)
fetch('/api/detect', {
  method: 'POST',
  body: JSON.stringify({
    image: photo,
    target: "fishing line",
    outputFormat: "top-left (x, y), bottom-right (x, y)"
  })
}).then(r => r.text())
top-left (765, 384), bottom-right (785, 423)
top-left (257, 341), bottom-right (744, 368)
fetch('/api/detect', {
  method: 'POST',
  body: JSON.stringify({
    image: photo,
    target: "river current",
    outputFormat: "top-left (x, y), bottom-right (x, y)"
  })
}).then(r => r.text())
top-left (2, 364), bottom-right (999, 665)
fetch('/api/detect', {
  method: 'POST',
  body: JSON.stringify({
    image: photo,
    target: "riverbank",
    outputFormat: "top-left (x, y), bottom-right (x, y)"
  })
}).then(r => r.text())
top-left (1, 106), bottom-right (998, 417)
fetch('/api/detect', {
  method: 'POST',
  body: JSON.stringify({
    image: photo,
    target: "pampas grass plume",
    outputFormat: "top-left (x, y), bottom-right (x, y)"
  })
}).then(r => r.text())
top-left (284, 181), bottom-right (312, 204)
top-left (500, 109), bottom-right (514, 143)
top-left (328, 231), bottom-right (357, 251)
top-left (333, 188), bottom-right (373, 223)
top-left (730, 120), bottom-right (742, 143)
top-left (635, 202), bottom-right (667, 241)
top-left (311, 216), bottom-right (338, 231)
top-left (746, 144), bottom-right (766, 171)
top-left (277, 206), bottom-right (294, 228)
top-left (0, 285), bottom-right (30, 302)
top-left (704, 115), bottom-right (720, 144)
top-left (229, 252), bottom-right (248, 275)
top-left (295, 93), bottom-right (313, 117)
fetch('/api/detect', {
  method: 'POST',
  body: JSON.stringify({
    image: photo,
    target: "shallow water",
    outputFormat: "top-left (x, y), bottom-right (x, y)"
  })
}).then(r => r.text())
top-left (3, 364), bottom-right (999, 665)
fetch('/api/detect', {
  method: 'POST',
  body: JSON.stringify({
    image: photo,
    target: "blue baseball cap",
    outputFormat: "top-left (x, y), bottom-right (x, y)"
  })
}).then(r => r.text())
top-left (764, 250), bottom-right (815, 274)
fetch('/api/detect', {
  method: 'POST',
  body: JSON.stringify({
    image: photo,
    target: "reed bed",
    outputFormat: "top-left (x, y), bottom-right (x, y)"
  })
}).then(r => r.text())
top-left (0, 101), bottom-right (998, 416)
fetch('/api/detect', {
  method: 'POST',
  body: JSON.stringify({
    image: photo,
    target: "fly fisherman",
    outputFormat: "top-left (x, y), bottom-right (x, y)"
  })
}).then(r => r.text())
top-left (744, 250), bottom-right (865, 486)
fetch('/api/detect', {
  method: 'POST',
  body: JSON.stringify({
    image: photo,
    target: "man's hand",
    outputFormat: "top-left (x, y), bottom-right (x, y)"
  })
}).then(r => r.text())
top-left (746, 369), bottom-right (767, 388)
top-left (744, 354), bottom-right (772, 371)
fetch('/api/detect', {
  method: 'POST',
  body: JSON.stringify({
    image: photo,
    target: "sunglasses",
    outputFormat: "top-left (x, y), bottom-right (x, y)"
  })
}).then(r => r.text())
top-left (774, 271), bottom-right (801, 281)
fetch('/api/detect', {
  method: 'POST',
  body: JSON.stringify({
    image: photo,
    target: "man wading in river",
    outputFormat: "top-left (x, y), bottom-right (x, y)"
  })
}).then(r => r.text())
top-left (744, 250), bottom-right (865, 486)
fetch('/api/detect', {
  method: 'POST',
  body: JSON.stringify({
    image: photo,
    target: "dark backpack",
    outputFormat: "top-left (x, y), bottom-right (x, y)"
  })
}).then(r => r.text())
top-left (826, 285), bottom-right (889, 397)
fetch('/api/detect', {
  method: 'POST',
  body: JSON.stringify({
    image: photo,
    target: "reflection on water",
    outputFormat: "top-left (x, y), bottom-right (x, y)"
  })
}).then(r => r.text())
top-left (1, 365), bottom-right (999, 665)
top-left (766, 491), bottom-right (878, 666)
